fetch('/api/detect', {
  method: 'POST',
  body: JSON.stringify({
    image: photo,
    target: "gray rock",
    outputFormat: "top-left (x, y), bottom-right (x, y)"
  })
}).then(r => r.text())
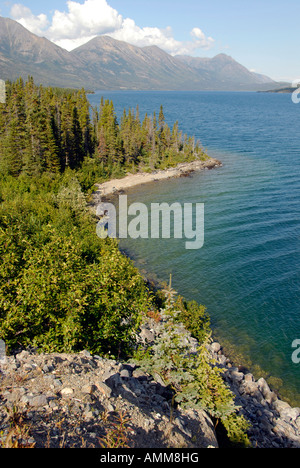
top-left (140, 327), bottom-right (155, 343)
top-left (61, 387), bottom-right (74, 396)
top-left (211, 342), bottom-right (221, 354)
top-left (257, 378), bottom-right (271, 398)
top-left (244, 373), bottom-right (254, 383)
top-left (243, 381), bottom-right (264, 401)
top-left (230, 370), bottom-right (245, 382)
top-left (120, 369), bottom-right (131, 379)
top-left (273, 399), bottom-right (292, 415)
top-left (80, 350), bottom-right (92, 358)
top-left (21, 394), bottom-right (48, 408)
top-left (96, 382), bottom-right (112, 398)
top-left (81, 384), bottom-right (95, 395)
top-left (105, 372), bottom-right (122, 390)
top-left (281, 407), bottom-right (300, 423)
top-left (16, 350), bottom-right (30, 361)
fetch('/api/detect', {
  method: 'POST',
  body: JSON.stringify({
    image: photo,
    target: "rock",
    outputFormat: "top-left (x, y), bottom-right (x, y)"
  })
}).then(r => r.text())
top-left (140, 327), bottom-right (155, 344)
top-left (132, 368), bottom-right (148, 381)
top-left (244, 373), bottom-right (254, 383)
top-left (28, 395), bottom-right (49, 408)
top-left (257, 378), bottom-right (270, 398)
top-left (217, 355), bottom-right (227, 366)
top-left (120, 369), bottom-right (131, 379)
top-left (1, 321), bottom-right (300, 449)
top-left (273, 400), bottom-right (292, 415)
top-left (95, 382), bottom-right (112, 398)
top-left (81, 384), bottom-right (94, 395)
top-left (211, 342), bottom-right (221, 354)
top-left (61, 387), bottom-right (74, 396)
top-left (230, 370), bottom-right (245, 382)
top-left (16, 350), bottom-right (30, 361)
top-left (80, 350), bottom-right (92, 358)
top-left (105, 372), bottom-right (122, 390)
top-left (281, 407), bottom-right (300, 423)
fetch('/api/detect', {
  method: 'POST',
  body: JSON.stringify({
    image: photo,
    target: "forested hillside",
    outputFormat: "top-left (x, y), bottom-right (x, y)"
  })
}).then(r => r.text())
top-left (0, 77), bottom-right (208, 356)
top-left (0, 78), bottom-right (206, 186)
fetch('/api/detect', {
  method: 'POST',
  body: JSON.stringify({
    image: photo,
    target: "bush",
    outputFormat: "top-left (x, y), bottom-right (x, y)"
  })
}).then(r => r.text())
top-left (134, 280), bottom-right (251, 446)
top-left (0, 174), bottom-right (152, 358)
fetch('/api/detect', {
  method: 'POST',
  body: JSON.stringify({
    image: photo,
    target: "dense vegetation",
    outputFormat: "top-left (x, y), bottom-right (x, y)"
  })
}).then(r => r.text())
top-left (0, 77), bottom-right (208, 357)
top-left (0, 78), bottom-right (249, 445)
top-left (0, 78), bottom-right (207, 190)
top-left (0, 171), bottom-right (153, 357)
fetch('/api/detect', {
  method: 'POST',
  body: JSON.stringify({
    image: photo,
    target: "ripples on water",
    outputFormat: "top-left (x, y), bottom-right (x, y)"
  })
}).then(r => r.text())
top-left (89, 91), bottom-right (300, 404)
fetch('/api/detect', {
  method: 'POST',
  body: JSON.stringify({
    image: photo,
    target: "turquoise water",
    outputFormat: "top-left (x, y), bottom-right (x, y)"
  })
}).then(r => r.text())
top-left (89, 91), bottom-right (300, 404)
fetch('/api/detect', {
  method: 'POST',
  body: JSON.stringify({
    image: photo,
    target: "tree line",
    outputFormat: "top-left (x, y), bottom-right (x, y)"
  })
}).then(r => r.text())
top-left (0, 78), bottom-right (207, 181)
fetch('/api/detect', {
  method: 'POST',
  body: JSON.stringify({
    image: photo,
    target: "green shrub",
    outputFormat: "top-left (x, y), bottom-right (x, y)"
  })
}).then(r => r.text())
top-left (0, 174), bottom-right (152, 358)
top-left (134, 280), bottom-right (251, 446)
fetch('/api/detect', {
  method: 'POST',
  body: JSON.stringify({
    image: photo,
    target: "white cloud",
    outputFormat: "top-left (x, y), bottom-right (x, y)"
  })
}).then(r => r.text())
top-left (10, 3), bottom-right (49, 36)
top-left (191, 27), bottom-right (215, 49)
top-left (48, 0), bottom-right (123, 49)
top-left (110, 19), bottom-right (183, 54)
top-left (10, 0), bottom-right (215, 55)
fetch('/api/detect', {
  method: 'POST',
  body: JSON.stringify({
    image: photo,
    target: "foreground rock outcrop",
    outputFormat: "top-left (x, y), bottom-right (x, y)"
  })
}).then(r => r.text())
top-left (0, 348), bottom-right (218, 449)
top-left (1, 316), bottom-right (300, 449)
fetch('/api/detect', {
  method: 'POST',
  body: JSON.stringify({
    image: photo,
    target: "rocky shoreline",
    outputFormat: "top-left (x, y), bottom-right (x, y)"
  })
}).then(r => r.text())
top-left (91, 158), bottom-right (222, 202)
top-left (1, 158), bottom-right (299, 449)
top-left (86, 158), bottom-right (300, 448)
top-left (0, 316), bottom-right (299, 449)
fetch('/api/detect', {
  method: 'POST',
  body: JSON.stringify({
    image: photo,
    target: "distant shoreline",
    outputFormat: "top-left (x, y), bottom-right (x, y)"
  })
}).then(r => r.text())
top-left (92, 157), bottom-right (222, 201)
top-left (258, 87), bottom-right (295, 94)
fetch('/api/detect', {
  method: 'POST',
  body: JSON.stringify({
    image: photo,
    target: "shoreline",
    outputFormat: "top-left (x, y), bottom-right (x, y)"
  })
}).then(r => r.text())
top-left (91, 157), bottom-right (222, 201)
top-left (88, 157), bottom-right (300, 446)
top-left (90, 156), bottom-right (297, 406)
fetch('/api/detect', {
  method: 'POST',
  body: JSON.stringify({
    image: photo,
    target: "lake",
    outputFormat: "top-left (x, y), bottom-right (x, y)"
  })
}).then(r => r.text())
top-left (89, 90), bottom-right (300, 405)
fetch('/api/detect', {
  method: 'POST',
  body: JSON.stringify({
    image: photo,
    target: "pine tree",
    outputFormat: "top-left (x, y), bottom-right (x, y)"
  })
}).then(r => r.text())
top-left (0, 117), bottom-right (23, 176)
top-left (97, 100), bottom-right (123, 165)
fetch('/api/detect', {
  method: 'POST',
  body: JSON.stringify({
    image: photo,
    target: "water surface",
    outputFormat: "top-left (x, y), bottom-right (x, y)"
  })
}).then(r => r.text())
top-left (90, 91), bottom-right (300, 404)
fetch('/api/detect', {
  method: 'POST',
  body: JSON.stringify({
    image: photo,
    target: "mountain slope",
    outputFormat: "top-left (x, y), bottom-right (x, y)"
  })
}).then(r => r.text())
top-left (0, 16), bottom-right (282, 91)
top-left (175, 53), bottom-right (277, 91)
top-left (0, 17), bottom-right (89, 88)
top-left (70, 36), bottom-right (205, 90)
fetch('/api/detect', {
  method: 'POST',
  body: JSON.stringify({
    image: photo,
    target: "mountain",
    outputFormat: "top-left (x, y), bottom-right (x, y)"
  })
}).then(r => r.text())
top-left (70, 36), bottom-right (207, 90)
top-left (175, 53), bottom-right (278, 91)
top-left (0, 17), bottom-right (94, 88)
top-left (0, 16), bottom-right (284, 91)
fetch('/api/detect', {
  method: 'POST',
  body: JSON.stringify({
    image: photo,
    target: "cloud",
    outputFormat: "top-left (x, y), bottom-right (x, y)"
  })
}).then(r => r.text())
top-left (191, 27), bottom-right (215, 49)
top-left (10, 3), bottom-right (49, 36)
top-left (10, 0), bottom-right (215, 55)
top-left (48, 0), bottom-right (123, 49)
top-left (109, 20), bottom-right (214, 56)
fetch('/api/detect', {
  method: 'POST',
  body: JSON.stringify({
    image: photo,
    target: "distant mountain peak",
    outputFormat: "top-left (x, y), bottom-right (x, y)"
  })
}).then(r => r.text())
top-left (0, 16), bottom-right (282, 91)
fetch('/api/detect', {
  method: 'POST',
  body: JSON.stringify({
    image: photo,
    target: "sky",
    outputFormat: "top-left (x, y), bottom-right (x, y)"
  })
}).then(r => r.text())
top-left (0, 0), bottom-right (299, 82)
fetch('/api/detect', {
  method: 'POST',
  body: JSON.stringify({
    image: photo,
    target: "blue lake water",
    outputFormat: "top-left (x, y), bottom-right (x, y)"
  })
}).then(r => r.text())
top-left (89, 91), bottom-right (300, 405)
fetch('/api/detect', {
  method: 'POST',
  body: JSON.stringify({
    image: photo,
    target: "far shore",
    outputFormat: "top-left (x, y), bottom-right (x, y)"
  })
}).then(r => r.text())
top-left (92, 157), bottom-right (222, 201)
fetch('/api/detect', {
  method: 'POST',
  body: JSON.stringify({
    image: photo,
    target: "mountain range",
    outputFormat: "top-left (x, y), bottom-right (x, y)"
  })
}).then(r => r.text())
top-left (0, 16), bottom-right (287, 92)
